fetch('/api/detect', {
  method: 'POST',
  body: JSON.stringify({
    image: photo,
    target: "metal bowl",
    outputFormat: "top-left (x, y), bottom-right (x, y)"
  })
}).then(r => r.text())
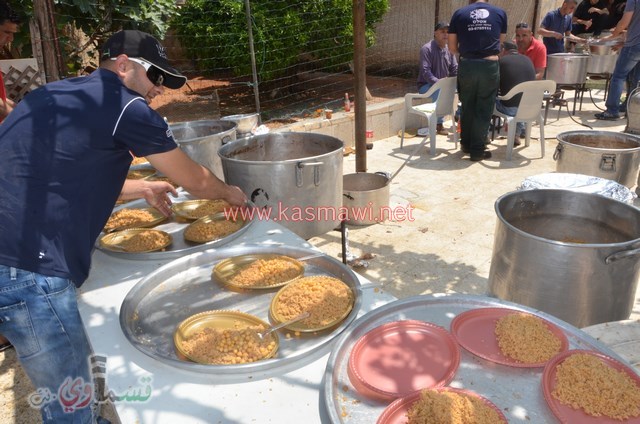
top-left (221, 113), bottom-right (260, 135)
top-left (589, 40), bottom-right (620, 55)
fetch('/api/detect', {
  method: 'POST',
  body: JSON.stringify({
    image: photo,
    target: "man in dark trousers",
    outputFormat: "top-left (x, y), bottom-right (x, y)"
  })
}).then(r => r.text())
top-left (449, 0), bottom-right (507, 161)
top-left (496, 41), bottom-right (536, 144)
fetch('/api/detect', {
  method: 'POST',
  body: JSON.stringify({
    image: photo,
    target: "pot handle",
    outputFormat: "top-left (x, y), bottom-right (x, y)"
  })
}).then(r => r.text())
top-left (222, 136), bottom-right (233, 145)
top-left (605, 245), bottom-right (640, 264)
top-left (296, 161), bottom-right (323, 187)
top-left (553, 144), bottom-right (563, 161)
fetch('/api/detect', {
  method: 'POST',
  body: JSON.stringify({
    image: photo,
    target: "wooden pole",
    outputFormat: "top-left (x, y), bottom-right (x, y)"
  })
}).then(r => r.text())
top-left (31, 0), bottom-right (61, 82)
top-left (353, 0), bottom-right (367, 172)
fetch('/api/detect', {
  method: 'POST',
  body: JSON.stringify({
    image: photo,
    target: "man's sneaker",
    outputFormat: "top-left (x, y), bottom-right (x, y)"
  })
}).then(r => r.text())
top-left (436, 123), bottom-right (448, 136)
top-left (594, 111), bottom-right (622, 120)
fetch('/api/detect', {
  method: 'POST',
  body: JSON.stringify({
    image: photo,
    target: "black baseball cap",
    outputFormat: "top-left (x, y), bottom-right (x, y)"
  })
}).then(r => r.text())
top-left (435, 22), bottom-right (449, 31)
top-left (101, 30), bottom-right (187, 89)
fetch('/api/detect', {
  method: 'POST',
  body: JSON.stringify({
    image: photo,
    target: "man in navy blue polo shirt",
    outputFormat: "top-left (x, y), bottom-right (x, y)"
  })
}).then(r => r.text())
top-left (539, 0), bottom-right (586, 54)
top-left (449, 0), bottom-right (507, 161)
top-left (0, 30), bottom-right (246, 423)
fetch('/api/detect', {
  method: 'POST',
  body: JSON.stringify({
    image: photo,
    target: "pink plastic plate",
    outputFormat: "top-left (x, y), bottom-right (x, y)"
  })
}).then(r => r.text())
top-left (450, 307), bottom-right (569, 367)
top-left (347, 320), bottom-right (460, 402)
top-left (376, 387), bottom-right (508, 424)
top-left (542, 349), bottom-right (640, 424)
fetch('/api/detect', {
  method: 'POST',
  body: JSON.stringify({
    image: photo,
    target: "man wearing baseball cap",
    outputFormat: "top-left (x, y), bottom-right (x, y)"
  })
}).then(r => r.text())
top-left (0, 30), bottom-right (246, 423)
top-left (417, 22), bottom-right (458, 135)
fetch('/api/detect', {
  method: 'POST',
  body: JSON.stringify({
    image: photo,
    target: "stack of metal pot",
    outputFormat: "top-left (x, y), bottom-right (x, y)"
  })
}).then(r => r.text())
top-left (586, 39), bottom-right (619, 74)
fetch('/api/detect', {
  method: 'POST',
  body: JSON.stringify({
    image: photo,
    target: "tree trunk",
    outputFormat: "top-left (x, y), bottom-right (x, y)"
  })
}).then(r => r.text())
top-left (31, 0), bottom-right (61, 82)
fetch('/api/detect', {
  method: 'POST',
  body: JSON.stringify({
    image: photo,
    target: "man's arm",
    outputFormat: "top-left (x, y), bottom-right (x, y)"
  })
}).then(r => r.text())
top-left (448, 33), bottom-right (459, 55)
top-left (146, 148), bottom-right (247, 206)
top-left (0, 98), bottom-right (15, 119)
top-left (537, 25), bottom-right (563, 39)
top-left (420, 45), bottom-right (439, 85)
top-left (535, 68), bottom-right (545, 80)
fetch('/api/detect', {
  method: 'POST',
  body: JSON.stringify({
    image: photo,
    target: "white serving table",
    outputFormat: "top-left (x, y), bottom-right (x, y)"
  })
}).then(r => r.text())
top-left (78, 219), bottom-right (396, 424)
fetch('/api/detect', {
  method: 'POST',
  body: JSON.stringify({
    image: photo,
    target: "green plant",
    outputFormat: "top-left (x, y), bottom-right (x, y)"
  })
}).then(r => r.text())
top-left (172, 0), bottom-right (389, 80)
top-left (9, 0), bottom-right (178, 75)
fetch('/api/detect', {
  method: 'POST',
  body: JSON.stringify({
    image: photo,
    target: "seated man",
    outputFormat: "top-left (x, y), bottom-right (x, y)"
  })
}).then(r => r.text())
top-left (417, 22), bottom-right (458, 135)
top-left (495, 42), bottom-right (537, 143)
top-left (572, 0), bottom-right (610, 36)
top-left (515, 22), bottom-right (547, 80)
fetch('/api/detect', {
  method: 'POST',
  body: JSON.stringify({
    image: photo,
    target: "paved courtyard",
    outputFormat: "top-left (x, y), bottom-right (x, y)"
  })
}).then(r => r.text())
top-left (1, 85), bottom-right (638, 423)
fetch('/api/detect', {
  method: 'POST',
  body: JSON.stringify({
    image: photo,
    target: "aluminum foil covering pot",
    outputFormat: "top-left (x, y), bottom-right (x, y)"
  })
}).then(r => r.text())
top-left (519, 173), bottom-right (637, 204)
top-left (170, 120), bottom-right (237, 181)
top-left (488, 189), bottom-right (640, 328)
top-left (218, 132), bottom-right (343, 239)
top-left (554, 130), bottom-right (640, 188)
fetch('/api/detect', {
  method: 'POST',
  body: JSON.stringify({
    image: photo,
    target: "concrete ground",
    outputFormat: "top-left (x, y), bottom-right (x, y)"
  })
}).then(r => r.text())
top-left (308, 85), bottom-right (640, 320)
top-left (1, 85), bottom-right (638, 423)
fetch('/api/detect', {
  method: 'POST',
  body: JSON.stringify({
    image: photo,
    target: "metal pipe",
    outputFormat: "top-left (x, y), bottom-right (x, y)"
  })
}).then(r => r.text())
top-left (244, 0), bottom-right (262, 121)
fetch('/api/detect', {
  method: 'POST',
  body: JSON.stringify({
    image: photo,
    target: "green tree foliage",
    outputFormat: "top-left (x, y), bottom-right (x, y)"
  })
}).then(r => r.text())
top-left (9, 0), bottom-right (177, 73)
top-left (172, 0), bottom-right (389, 80)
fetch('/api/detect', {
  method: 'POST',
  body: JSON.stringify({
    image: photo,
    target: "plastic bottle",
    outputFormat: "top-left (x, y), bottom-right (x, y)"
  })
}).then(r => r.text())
top-left (344, 93), bottom-right (351, 112)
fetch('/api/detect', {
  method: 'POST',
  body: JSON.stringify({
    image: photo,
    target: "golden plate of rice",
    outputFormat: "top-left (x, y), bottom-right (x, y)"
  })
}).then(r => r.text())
top-left (174, 310), bottom-right (279, 365)
top-left (183, 212), bottom-right (245, 244)
top-left (213, 254), bottom-right (304, 290)
top-left (269, 275), bottom-right (354, 332)
top-left (126, 168), bottom-right (155, 180)
top-left (172, 199), bottom-right (232, 220)
top-left (103, 207), bottom-right (167, 233)
top-left (99, 228), bottom-right (172, 253)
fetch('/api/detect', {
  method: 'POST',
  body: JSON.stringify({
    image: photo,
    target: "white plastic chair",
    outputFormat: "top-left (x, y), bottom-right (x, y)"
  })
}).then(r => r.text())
top-left (400, 76), bottom-right (458, 155)
top-left (493, 79), bottom-right (556, 161)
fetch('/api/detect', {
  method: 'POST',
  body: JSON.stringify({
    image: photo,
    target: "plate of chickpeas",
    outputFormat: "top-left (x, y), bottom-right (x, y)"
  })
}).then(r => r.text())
top-left (174, 310), bottom-right (279, 365)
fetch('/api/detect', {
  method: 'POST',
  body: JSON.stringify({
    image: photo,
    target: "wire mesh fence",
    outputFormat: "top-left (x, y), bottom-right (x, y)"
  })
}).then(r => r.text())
top-left (13, 0), bottom-right (553, 126)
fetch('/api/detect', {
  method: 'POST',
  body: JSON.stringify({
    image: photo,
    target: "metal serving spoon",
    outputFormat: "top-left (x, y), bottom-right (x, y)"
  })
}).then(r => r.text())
top-left (255, 311), bottom-right (311, 341)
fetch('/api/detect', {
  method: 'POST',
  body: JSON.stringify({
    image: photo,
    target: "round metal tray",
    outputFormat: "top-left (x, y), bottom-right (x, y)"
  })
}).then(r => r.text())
top-left (97, 192), bottom-right (254, 260)
top-left (323, 294), bottom-right (637, 423)
top-left (119, 244), bottom-right (362, 381)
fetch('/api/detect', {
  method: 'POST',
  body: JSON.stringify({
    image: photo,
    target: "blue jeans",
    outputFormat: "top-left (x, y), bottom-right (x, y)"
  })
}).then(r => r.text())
top-left (0, 265), bottom-right (104, 423)
top-left (606, 43), bottom-right (640, 115)
top-left (495, 101), bottom-right (525, 135)
top-left (418, 82), bottom-right (444, 124)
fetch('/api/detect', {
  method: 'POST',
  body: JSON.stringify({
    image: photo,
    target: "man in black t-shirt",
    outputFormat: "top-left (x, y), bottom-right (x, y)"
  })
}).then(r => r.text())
top-left (495, 42), bottom-right (536, 143)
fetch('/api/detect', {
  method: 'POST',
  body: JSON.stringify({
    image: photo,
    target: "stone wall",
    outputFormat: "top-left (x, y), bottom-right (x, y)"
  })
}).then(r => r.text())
top-left (367, 0), bottom-right (563, 67)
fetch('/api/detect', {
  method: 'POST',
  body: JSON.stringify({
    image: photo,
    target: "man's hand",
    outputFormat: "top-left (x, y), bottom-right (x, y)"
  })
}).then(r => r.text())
top-left (224, 185), bottom-right (248, 206)
top-left (120, 179), bottom-right (178, 217)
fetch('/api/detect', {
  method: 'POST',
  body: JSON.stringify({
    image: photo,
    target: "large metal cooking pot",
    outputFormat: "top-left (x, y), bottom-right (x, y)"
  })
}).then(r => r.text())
top-left (488, 189), bottom-right (640, 328)
top-left (343, 172), bottom-right (390, 226)
top-left (218, 132), bottom-right (343, 239)
top-left (170, 120), bottom-right (236, 181)
top-left (554, 130), bottom-right (640, 188)
top-left (546, 53), bottom-right (590, 85)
